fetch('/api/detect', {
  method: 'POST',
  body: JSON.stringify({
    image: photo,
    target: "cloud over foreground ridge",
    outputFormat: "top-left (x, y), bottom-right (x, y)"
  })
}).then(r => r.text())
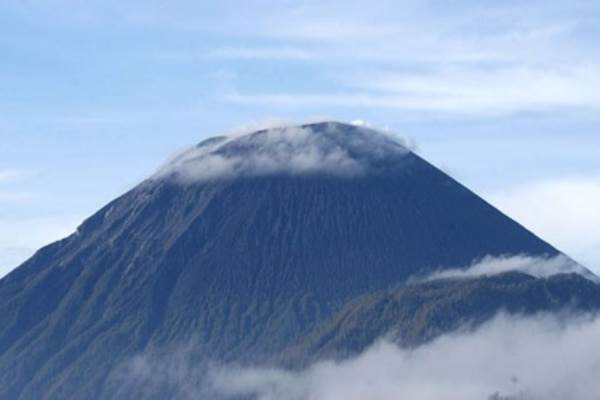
top-left (209, 313), bottom-right (600, 400)
top-left (422, 254), bottom-right (598, 283)
top-left (153, 122), bottom-right (409, 183)
top-left (111, 313), bottom-right (600, 400)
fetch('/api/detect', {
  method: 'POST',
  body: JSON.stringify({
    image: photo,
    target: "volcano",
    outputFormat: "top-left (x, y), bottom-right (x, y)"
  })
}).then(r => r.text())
top-left (1, 122), bottom-right (598, 400)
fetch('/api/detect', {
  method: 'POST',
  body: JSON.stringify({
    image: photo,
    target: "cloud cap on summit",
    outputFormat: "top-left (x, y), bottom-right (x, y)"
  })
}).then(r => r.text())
top-left (154, 122), bottom-right (411, 183)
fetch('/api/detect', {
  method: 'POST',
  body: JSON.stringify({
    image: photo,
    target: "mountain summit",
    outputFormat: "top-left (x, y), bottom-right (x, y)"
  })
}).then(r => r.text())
top-left (0, 121), bottom-right (597, 400)
top-left (155, 122), bottom-right (410, 182)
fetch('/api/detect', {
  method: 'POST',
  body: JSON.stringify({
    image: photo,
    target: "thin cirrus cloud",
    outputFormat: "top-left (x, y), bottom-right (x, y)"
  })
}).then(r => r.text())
top-left (30, 2), bottom-right (578, 117)
top-left (223, 65), bottom-right (600, 115)
top-left (206, 21), bottom-right (578, 64)
top-left (4, 1), bottom-right (600, 116)
top-left (200, 2), bottom-right (600, 115)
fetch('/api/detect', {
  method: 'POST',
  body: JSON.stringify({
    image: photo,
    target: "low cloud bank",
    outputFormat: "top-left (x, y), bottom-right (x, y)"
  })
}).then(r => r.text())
top-left (422, 254), bottom-right (598, 283)
top-left (153, 122), bottom-right (409, 183)
top-left (209, 313), bottom-right (600, 400)
top-left (111, 313), bottom-right (600, 400)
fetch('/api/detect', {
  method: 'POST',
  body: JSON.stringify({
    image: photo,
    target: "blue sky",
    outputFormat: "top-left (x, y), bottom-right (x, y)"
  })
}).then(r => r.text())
top-left (1, 0), bottom-right (599, 276)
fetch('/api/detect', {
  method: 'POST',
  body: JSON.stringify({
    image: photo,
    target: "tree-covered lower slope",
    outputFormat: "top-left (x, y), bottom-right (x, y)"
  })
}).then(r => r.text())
top-left (288, 272), bottom-right (600, 363)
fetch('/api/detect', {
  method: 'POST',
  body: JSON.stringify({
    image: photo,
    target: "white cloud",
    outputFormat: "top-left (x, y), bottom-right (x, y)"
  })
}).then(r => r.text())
top-left (349, 119), bottom-right (371, 128)
top-left (421, 254), bottom-right (598, 283)
top-left (209, 313), bottom-right (600, 400)
top-left (486, 177), bottom-right (600, 274)
top-left (348, 65), bottom-right (600, 113)
top-left (219, 117), bottom-right (310, 137)
top-left (153, 123), bottom-right (409, 183)
top-left (111, 313), bottom-right (600, 400)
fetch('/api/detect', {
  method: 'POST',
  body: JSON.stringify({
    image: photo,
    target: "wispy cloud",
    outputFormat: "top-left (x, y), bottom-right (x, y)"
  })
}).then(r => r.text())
top-left (421, 254), bottom-right (597, 283)
top-left (4, 1), bottom-right (600, 116)
top-left (224, 64), bottom-right (600, 115)
top-left (204, 1), bottom-right (600, 115)
top-left (154, 123), bottom-right (408, 183)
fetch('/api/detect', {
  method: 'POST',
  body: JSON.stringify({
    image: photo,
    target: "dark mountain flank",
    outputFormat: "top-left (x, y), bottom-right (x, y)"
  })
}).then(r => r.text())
top-left (0, 122), bottom-right (597, 400)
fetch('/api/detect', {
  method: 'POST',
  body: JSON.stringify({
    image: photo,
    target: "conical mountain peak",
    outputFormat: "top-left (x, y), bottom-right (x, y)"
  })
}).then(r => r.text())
top-left (154, 121), bottom-right (410, 183)
top-left (3, 119), bottom-right (597, 400)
